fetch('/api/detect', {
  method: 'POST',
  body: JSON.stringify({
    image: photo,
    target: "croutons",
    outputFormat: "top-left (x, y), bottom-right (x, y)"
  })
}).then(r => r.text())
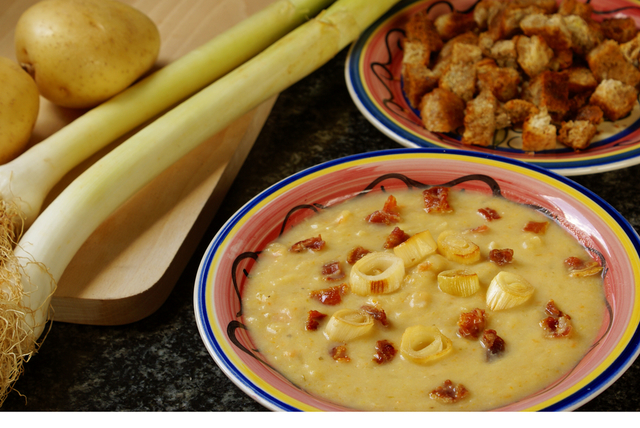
top-left (589, 79), bottom-right (638, 121)
top-left (558, 120), bottom-right (597, 150)
top-left (516, 35), bottom-right (554, 77)
top-left (435, 11), bottom-right (478, 41)
top-left (489, 39), bottom-right (518, 68)
top-left (574, 104), bottom-right (604, 125)
top-left (621, 33), bottom-right (640, 67)
top-left (600, 17), bottom-right (638, 44)
top-left (439, 45), bottom-right (483, 102)
top-left (563, 15), bottom-right (603, 57)
top-left (520, 13), bottom-right (573, 51)
top-left (419, 88), bottom-right (465, 132)
top-left (405, 9), bottom-right (444, 52)
top-left (402, 63), bottom-right (440, 109)
top-left (558, 0), bottom-right (594, 21)
top-left (503, 99), bottom-right (539, 125)
top-left (522, 107), bottom-right (557, 151)
top-left (563, 67), bottom-right (598, 95)
top-left (587, 39), bottom-right (640, 87)
top-left (462, 90), bottom-right (498, 146)
top-left (523, 71), bottom-right (570, 122)
top-left (476, 58), bottom-right (522, 102)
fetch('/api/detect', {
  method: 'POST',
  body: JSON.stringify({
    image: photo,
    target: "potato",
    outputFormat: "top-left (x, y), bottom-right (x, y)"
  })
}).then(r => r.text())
top-left (15, 0), bottom-right (160, 109)
top-left (0, 56), bottom-right (39, 164)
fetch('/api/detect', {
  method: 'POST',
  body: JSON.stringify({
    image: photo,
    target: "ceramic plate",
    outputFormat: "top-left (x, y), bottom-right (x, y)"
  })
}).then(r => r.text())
top-left (194, 148), bottom-right (640, 411)
top-left (345, 0), bottom-right (640, 176)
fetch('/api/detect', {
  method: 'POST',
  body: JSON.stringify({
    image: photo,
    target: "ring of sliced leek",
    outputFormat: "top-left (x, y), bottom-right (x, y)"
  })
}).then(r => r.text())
top-left (349, 252), bottom-right (405, 295)
top-left (437, 269), bottom-right (480, 297)
top-left (486, 271), bottom-right (535, 311)
top-left (393, 230), bottom-right (437, 267)
top-left (400, 325), bottom-right (453, 364)
top-left (437, 230), bottom-right (481, 264)
top-left (324, 309), bottom-right (374, 342)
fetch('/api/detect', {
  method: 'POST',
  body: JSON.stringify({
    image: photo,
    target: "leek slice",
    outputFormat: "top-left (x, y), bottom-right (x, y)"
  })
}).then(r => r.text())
top-left (437, 230), bottom-right (481, 264)
top-left (400, 325), bottom-right (453, 364)
top-left (393, 230), bottom-right (437, 267)
top-left (349, 252), bottom-right (405, 295)
top-left (437, 269), bottom-right (480, 297)
top-left (486, 271), bottom-right (535, 311)
top-left (324, 309), bottom-right (374, 342)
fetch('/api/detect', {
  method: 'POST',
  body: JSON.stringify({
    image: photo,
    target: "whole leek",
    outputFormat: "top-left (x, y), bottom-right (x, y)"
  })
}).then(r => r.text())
top-left (0, 0), bottom-right (400, 406)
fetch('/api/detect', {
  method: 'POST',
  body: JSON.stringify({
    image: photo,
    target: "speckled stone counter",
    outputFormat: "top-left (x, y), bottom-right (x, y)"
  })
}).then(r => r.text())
top-left (2, 48), bottom-right (639, 412)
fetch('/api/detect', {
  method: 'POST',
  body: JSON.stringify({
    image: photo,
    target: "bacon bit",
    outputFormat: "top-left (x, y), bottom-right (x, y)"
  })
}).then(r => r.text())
top-left (305, 310), bottom-right (327, 331)
top-left (383, 226), bottom-right (411, 249)
top-left (457, 308), bottom-right (486, 339)
top-left (467, 224), bottom-right (489, 234)
top-left (321, 261), bottom-right (345, 281)
top-left (309, 284), bottom-right (348, 306)
top-left (478, 207), bottom-right (501, 221)
top-left (429, 380), bottom-right (468, 403)
top-left (564, 256), bottom-right (603, 278)
top-left (373, 340), bottom-right (397, 364)
top-left (540, 300), bottom-right (573, 338)
top-left (365, 195), bottom-right (401, 225)
top-left (489, 248), bottom-right (514, 266)
top-left (330, 345), bottom-right (350, 362)
top-left (423, 186), bottom-right (453, 214)
top-left (289, 235), bottom-right (325, 252)
top-left (360, 304), bottom-right (390, 327)
top-left (481, 329), bottom-right (505, 361)
top-left (347, 246), bottom-right (371, 264)
top-left (523, 221), bottom-right (549, 234)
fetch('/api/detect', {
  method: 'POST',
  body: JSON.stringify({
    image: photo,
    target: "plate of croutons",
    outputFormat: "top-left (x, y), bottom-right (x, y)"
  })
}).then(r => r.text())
top-left (345, 0), bottom-right (640, 176)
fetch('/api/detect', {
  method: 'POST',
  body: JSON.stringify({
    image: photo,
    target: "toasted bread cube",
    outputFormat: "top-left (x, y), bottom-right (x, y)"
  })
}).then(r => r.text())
top-left (420, 88), bottom-right (466, 132)
top-left (406, 9), bottom-right (444, 52)
top-left (435, 11), bottom-right (478, 41)
top-left (574, 104), bottom-right (604, 125)
top-left (490, 39), bottom-right (518, 68)
top-left (587, 39), bottom-right (640, 87)
top-left (516, 35), bottom-right (554, 77)
top-left (558, 120), bottom-right (597, 150)
top-left (523, 71), bottom-right (570, 122)
top-left (503, 99), bottom-right (539, 125)
top-left (439, 62), bottom-right (478, 102)
top-left (558, 0), bottom-right (593, 21)
top-left (520, 13), bottom-right (573, 51)
top-left (462, 90), bottom-right (498, 146)
top-left (548, 48), bottom-right (573, 71)
top-left (476, 59), bottom-right (522, 102)
top-left (589, 79), bottom-right (638, 121)
top-left (474, 0), bottom-right (508, 30)
top-left (568, 91), bottom-right (592, 117)
top-left (403, 64), bottom-right (439, 109)
top-left (563, 67), bottom-right (598, 94)
top-left (601, 17), bottom-right (638, 44)
top-left (515, 0), bottom-right (557, 14)
top-left (563, 15), bottom-right (603, 57)
top-left (522, 107), bottom-right (557, 151)
top-left (495, 104), bottom-right (511, 129)
top-left (621, 33), bottom-right (640, 67)
top-left (491, 4), bottom-right (546, 40)
top-left (450, 43), bottom-right (483, 64)
top-left (438, 32), bottom-right (479, 60)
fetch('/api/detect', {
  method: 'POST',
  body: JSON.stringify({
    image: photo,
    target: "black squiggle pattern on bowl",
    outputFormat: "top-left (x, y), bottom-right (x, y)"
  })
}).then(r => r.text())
top-left (225, 172), bottom-right (612, 403)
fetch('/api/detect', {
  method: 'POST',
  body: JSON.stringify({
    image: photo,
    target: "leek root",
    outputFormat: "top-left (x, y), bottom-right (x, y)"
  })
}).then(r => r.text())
top-left (0, 0), bottom-right (400, 406)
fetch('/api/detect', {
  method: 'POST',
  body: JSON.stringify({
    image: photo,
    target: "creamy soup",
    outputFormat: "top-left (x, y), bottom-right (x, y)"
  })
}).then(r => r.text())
top-left (242, 187), bottom-right (606, 411)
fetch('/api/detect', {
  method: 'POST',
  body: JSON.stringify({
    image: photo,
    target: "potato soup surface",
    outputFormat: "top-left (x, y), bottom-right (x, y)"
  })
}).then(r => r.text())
top-left (242, 187), bottom-right (606, 411)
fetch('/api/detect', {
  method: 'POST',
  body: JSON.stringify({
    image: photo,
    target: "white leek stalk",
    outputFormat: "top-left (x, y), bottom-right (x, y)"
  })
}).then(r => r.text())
top-left (400, 325), bottom-right (453, 364)
top-left (324, 309), bottom-right (374, 342)
top-left (349, 252), bottom-right (405, 295)
top-left (0, 0), bottom-right (401, 406)
top-left (0, 0), bottom-right (334, 227)
top-left (437, 269), bottom-right (480, 297)
top-left (486, 271), bottom-right (535, 311)
top-left (437, 230), bottom-right (481, 264)
top-left (393, 230), bottom-right (437, 267)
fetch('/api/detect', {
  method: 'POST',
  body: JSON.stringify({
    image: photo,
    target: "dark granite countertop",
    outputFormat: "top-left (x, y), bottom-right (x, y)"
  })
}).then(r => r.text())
top-left (2, 48), bottom-right (639, 412)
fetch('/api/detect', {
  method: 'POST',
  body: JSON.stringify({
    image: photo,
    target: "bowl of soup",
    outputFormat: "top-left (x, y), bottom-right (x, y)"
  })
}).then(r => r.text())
top-left (194, 148), bottom-right (640, 411)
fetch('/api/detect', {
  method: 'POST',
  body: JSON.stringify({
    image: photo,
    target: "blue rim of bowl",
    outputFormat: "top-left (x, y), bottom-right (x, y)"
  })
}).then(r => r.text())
top-left (344, 0), bottom-right (640, 176)
top-left (194, 147), bottom-right (640, 411)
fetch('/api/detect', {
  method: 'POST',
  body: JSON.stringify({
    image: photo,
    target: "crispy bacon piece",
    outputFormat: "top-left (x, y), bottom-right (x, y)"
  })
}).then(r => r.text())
top-left (289, 235), bottom-right (325, 252)
top-left (322, 261), bottom-right (345, 281)
top-left (489, 248), bottom-right (514, 266)
top-left (365, 195), bottom-right (401, 225)
top-left (564, 256), bottom-right (603, 277)
top-left (360, 304), bottom-right (390, 327)
top-left (309, 284), bottom-right (347, 306)
top-left (373, 340), bottom-right (397, 364)
top-left (383, 226), bottom-right (410, 249)
top-left (481, 329), bottom-right (505, 361)
top-left (457, 308), bottom-right (486, 339)
top-left (540, 300), bottom-right (573, 338)
top-left (423, 186), bottom-right (453, 214)
top-left (305, 310), bottom-right (327, 331)
top-left (467, 224), bottom-right (489, 233)
top-left (330, 345), bottom-right (350, 362)
top-left (523, 221), bottom-right (549, 234)
top-left (478, 207), bottom-right (501, 221)
top-left (347, 246), bottom-right (371, 264)
top-left (429, 380), bottom-right (468, 403)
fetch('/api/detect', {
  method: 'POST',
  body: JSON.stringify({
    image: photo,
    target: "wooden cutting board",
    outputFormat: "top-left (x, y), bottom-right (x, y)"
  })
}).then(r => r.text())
top-left (0, 0), bottom-right (277, 325)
